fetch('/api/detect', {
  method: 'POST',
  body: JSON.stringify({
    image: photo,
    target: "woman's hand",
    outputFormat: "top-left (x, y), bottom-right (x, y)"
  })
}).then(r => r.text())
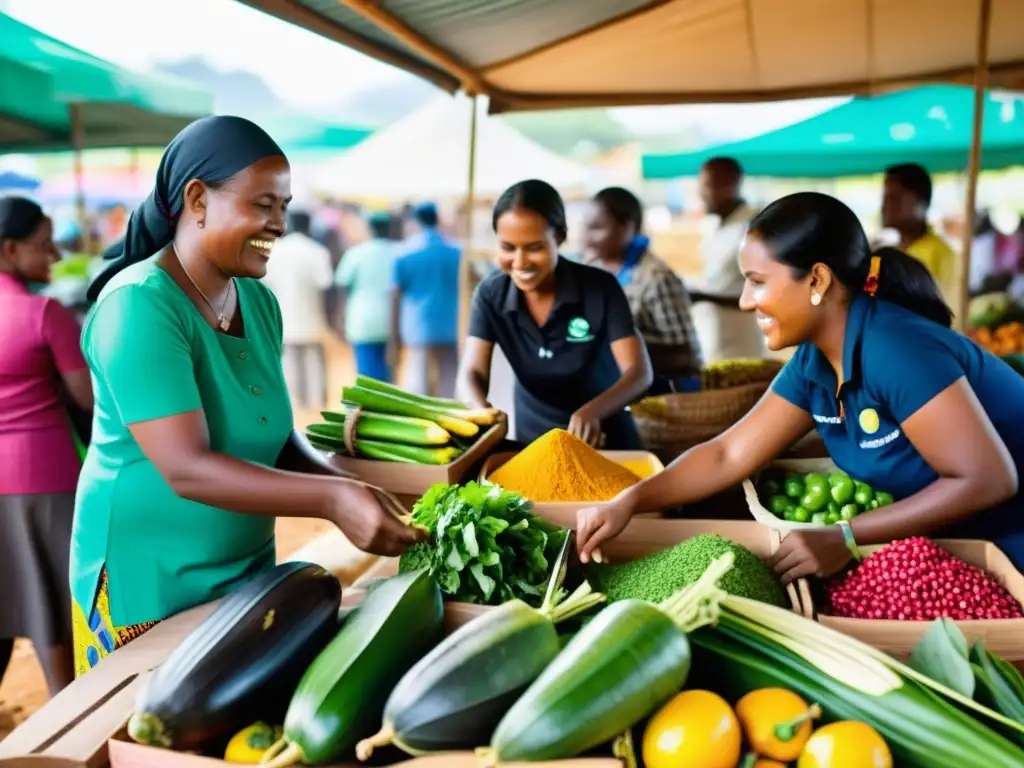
top-left (768, 528), bottom-right (852, 585)
top-left (576, 491), bottom-right (636, 563)
top-left (568, 405), bottom-right (603, 447)
top-left (327, 481), bottom-right (427, 556)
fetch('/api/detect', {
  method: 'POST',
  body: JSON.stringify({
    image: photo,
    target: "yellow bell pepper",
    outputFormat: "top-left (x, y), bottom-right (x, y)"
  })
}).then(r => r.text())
top-left (798, 721), bottom-right (893, 768)
top-left (642, 690), bottom-right (741, 768)
top-left (223, 722), bottom-right (281, 764)
top-left (735, 687), bottom-right (821, 761)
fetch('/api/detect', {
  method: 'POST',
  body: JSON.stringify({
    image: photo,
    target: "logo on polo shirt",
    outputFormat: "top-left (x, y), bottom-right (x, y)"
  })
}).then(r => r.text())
top-left (567, 317), bottom-right (594, 342)
top-left (858, 408), bottom-right (880, 435)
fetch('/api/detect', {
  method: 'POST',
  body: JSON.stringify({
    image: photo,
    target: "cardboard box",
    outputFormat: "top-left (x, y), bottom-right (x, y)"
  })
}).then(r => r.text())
top-left (355, 518), bottom-right (808, 617)
top-left (106, 739), bottom-right (621, 768)
top-left (812, 538), bottom-right (1024, 661)
top-left (478, 450), bottom-right (664, 529)
top-left (328, 419), bottom-right (507, 497)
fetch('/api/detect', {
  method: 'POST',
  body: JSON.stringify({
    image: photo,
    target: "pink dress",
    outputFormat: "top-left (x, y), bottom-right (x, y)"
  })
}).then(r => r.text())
top-left (0, 272), bottom-right (88, 495)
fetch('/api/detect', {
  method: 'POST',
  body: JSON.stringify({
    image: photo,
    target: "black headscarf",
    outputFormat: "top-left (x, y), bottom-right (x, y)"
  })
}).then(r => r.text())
top-left (87, 115), bottom-right (285, 301)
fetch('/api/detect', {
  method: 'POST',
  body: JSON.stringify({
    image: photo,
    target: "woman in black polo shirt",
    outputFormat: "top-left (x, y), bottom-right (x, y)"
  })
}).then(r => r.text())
top-left (457, 180), bottom-right (653, 449)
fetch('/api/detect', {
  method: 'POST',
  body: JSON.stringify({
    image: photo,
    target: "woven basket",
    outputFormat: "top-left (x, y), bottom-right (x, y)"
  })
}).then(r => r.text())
top-left (631, 381), bottom-right (772, 463)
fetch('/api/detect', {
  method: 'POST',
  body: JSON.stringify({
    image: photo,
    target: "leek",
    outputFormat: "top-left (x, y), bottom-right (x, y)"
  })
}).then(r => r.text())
top-left (342, 386), bottom-right (480, 438)
top-left (306, 430), bottom-right (461, 465)
top-left (354, 375), bottom-right (499, 425)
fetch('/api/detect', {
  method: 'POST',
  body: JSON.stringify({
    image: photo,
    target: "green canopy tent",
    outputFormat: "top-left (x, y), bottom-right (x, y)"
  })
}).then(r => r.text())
top-left (0, 12), bottom-right (213, 152)
top-left (262, 114), bottom-right (373, 157)
top-left (641, 86), bottom-right (1024, 179)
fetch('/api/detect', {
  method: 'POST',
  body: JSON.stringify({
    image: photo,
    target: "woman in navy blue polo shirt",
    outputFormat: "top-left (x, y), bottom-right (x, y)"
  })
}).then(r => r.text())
top-left (457, 180), bottom-right (653, 449)
top-left (576, 191), bottom-right (1024, 577)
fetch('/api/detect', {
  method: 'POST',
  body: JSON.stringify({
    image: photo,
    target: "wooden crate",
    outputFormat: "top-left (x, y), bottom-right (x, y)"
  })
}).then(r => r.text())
top-left (812, 539), bottom-right (1024, 661)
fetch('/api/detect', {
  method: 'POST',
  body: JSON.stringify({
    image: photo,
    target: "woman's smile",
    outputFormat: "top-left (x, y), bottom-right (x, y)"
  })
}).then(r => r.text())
top-left (247, 237), bottom-right (276, 257)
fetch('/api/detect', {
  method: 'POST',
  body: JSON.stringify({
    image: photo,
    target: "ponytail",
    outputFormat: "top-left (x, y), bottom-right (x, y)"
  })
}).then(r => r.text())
top-left (748, 192), bottom-right (954, 327)
top-left (866, 247), bottom-right (953, 328)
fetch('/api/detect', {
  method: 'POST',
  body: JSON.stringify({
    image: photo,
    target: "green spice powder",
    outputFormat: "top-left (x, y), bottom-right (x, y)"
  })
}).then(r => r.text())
top-left (586, 533), bottom-right (787, 607)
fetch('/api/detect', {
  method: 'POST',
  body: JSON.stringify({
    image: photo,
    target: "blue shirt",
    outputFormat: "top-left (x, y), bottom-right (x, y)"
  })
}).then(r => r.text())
top-left (772, 293), bottom-right (1024, 569)
top-left (392, 229), bottom-right (460, 346)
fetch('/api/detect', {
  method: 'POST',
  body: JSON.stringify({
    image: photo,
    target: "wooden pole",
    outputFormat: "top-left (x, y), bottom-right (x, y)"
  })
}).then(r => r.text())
top-left (69, 103), bottom-right (90, 253)
top-left (458, 94), bottom-right (479, 347)
top-left (956, 0), bottom-right (992, 332)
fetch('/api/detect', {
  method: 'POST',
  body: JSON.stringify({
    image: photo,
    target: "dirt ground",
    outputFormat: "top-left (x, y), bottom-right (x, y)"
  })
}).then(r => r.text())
top-left (0, 336), bottom-right (358, 741)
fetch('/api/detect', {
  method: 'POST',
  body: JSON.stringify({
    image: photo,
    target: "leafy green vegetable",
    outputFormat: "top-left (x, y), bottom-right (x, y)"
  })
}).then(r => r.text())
top-left (908, 618), bottom-right (975, 698)
top-left (398, 482), bottom-right (567, 606)
top-left (972, 640), bottom-right (1024, 728)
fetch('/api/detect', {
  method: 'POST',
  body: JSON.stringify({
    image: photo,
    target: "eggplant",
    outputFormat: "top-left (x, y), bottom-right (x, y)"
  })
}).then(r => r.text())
top-left (127, 561), bottom-right (342, 752)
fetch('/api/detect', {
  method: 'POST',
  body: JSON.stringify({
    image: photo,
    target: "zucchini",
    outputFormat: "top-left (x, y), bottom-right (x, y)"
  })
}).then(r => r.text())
top-left (127, 562), bottom-right (341, 752)
top-left (486, 553), bottom-right (735, 762)
top-left (342, 386), bottom-right (479, 438)
top-left (319, 409), bottom-right (451, 446)
top-left (262, 569), bottom-right (443, 768)
top-left (305, 429), bottom-right (461, 465)
top-left (356, 582), bottom-right (605, 758)
top-left (688, 596), bottom-right (1024, 768)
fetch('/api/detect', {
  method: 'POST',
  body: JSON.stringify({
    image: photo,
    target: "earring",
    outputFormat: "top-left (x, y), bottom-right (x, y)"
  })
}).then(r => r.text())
top-left (197, 219), bottom-right (205, 229)
top-left (810, 292), bottom-right (822, 306)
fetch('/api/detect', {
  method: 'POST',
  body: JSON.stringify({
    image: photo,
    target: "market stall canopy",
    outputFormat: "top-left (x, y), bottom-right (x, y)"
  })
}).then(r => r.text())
top-left (0, 12), bottom-right (213, 151)
top-left (235, 0), bottom-right (1024, 112)
top-left (642, 86), bottom-right (1024, 179)
top-left (313, 95), bottom-right (593, 198)
top-left (0, 169), bottom-right (40, 190)
top-left (262, 113), bottom-right (374, 155)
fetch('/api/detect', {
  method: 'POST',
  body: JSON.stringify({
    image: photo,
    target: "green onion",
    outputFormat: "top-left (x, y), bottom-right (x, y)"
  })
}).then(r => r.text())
top-left (342, 386), bottom-right (479, 437)
top-left (319, 409), bottom-right (450, 446)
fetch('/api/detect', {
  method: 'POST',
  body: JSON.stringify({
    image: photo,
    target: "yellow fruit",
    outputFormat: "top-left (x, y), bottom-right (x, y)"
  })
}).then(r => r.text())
top-left (755, 761), bottom-right (788, 768)
top-left (798, 721), bottom-right (893, 768)
top-left (223, 722), bottom-right (281, 764)
top-left (642, 689), bottom-right (742, 768)
top-left (736, 687), bottom-right (820, 761)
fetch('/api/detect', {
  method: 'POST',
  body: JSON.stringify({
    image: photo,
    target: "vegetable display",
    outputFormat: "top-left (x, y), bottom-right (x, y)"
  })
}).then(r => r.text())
top-left (356, 577), bottom-right (604, 758)
top-left (485, 552), bottom-right (735, 762)
top-left (642, 689), bottom-right (741, 768)
top-left (305, 375), bottom-right (500, 465)
top-left (586, 533), bottom-right (787, 607)
top-left (826, 537), bottom-right (1024, 620)
top-left (398, 482), bottom-right (567, 606)
top-left (758, 469), bottom-right (893, 524)
top-left (261, 569), bottom-right (443, 768)
top-left (127, 562), bottom-right (341, 752)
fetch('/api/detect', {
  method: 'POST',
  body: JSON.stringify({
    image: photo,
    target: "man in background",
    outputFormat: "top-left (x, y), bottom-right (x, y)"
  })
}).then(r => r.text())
top-left (335, 212), bottom-right (396, 382)
top-left (390, 202), bottom-right (461, 397)
top-left (262, 210), bottom-right (334, 409)
top-left (881, 163), bottom-right (955, 299)
top-left (689, 157), bottom-right (765, 362)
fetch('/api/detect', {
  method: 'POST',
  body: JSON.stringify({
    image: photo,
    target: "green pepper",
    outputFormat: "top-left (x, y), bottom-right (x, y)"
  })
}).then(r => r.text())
top-left (874, 491), bottom-right (894, 507)
top-left (829, 474), bottom-right (855, 505)
top-left (761, 477), bottom-right (784, 497)
top-left (825, 511), bottom-right (841, 524)
top-left (829, 469), bottom-right (850, 483)
top-left (782, 507), bottom-right (797, 522)
top-left (827, 501), bottom-right (841, 516)
top-left (804, 472), bottom-right (829, 493)
top-left (868, 499), bottom-right (880, 510)
top-left (853, 481), bottom-right (874, 506)
top-left (810, 512), bottom-right (828, 525)
top-left (800, 487), bottom-right (829, 512)
top-left (784, 477), bottom-right (805, 499)
top-left (768, 495), bottom-right (791, 517)
top-left (793, 506), bottom-right (811, 523)
top-left (839, 504), bottom-right (859, 521)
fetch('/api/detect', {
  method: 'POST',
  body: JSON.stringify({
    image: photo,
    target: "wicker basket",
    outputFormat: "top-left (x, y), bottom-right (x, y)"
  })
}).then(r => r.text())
top-left (631, 380), bottom-right (772, 463)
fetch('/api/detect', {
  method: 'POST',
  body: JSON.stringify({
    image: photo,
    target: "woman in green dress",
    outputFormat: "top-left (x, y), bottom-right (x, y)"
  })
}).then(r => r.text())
top-left (72, 116), bottom-right (424, 676)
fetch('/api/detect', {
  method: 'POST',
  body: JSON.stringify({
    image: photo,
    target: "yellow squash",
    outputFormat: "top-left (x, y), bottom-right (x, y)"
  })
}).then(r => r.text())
top-left (223, 722), bottom-right (281, 764)
top-left (736, 687), bottom-right (820, 761)
top-left (798, 721), bottom-right (893, 768)
top-left (642, 689), bottom-right (741, 768)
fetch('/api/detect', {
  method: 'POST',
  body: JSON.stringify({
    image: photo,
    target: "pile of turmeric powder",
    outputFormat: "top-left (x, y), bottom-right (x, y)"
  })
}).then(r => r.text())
top-left (489, 429), bottom-right (641, 502)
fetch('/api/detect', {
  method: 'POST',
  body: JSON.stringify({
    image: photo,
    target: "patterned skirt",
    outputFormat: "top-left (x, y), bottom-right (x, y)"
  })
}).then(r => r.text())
top-left (72, 569), bottom-right (160, 678)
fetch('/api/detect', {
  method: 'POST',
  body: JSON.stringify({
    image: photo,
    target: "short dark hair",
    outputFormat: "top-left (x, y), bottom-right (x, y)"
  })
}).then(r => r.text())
top-left (0, 196), bottom-right (46, 243)
top-left (413, 202), bottom-right (439, 228)
top-left (368, 212), bottom-right (392, 239)
top-left (594, 187), bottom-right (643, 232)
top-left (288, 210), bottom-right (312, 235)
top-left (885, 163), bottom-right (932, 206)
top-left (749, 192), bottom-right (952, 327)
top-left (492, 179), bottom-right (567, 243)
top-left (704, 156), bottom-right (743, 182)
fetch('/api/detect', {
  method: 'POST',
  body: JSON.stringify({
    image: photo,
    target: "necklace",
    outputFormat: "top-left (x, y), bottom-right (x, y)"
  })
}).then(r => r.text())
top-left (176, 250), bottom-right (234, 331)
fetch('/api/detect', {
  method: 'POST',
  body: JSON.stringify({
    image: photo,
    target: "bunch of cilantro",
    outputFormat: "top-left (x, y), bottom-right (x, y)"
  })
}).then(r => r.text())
top-left (398, 482), bottom-right (567, 606)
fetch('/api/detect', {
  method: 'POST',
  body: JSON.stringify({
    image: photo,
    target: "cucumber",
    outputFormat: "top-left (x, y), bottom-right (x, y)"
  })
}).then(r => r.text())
top-left (262, 569), bottom-right (443, 767)
top-left (487, 552), bottom-right (736, 762)
top-left (356, 582), bottom-right (605, 758)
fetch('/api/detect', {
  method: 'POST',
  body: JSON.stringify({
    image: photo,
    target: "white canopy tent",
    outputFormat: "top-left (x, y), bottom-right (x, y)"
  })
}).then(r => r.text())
top-left (311, 94), bottom-right (595, 200)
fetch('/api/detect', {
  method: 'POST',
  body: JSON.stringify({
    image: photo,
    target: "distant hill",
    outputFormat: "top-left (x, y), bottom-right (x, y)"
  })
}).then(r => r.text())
top-left (155, 58), bottom-right (286, 121)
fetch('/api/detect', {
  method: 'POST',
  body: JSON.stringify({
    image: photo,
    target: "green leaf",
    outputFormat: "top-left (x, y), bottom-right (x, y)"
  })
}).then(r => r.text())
top-left (469, 563), bottom-right (497, 601)
top-left (478, 550), bottom-right (501, 567)
top-left (908, 618), bottom-right (975, 698)
top-left (478, 516), bottom-right (510, 536)
top-left (445, 544), bottom-right (466, 572)
top-left (462, 521), bottom-right (480, 558)
top-left (972, 640), bottom-right (1024, 724)
top-left (437, 569), bottom-right (460, 594)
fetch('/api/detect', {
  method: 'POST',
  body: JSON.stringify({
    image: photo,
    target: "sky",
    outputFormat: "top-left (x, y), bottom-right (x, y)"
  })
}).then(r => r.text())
top-left (3, 0), bottom-right (843, 139)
